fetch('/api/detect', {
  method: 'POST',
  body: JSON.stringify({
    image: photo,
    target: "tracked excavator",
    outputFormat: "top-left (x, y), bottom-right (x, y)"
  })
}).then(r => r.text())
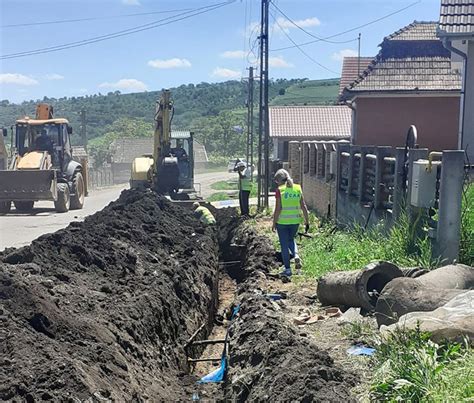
top-left (0, 104), bottom-right (86, 214)
top-left (130, 89), bottom-right (198, 200)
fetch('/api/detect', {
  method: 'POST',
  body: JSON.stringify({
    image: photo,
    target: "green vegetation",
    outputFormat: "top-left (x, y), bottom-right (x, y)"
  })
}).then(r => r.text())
top-left (299, 212), bottom-right (435, 278)
top-left (270, 78), bottom-right (339, 106)
top-left (369, 327), bottom-right (473, 402)
top-left (207, 179), bottom-right (257, 202)
top-left (460, 183), bottom-right (474, 266)
top-left (0, 78), bottom-right (340, 168)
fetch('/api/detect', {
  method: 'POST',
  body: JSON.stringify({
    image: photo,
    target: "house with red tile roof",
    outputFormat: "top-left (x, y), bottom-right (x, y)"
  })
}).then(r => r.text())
top-left (338, 56), bottom-right (374, 98)
top-left (341, 21), bottom-right (462, 151)
top-left (269, 105), bottom-right (351, 161)
top-left (437, 0), bottom-right (474, 163)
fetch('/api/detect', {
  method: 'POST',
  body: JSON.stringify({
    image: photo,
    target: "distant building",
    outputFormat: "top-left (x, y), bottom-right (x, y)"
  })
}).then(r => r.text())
top-left (438, 0), bottom-right (474, 163)
top-left (109, 133), bottom-right (208, 184)
top-left (338, 56), bottom-right (374, 99)
top-left (270, 106), bottom-right (352, 161)
top-left (341, 21), bottom-right (462, 150)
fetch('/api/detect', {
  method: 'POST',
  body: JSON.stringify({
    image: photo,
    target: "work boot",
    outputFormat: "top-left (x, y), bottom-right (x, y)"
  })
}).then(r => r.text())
top-left (294, 256), bottom-right (302, 275)
top-left (279, 268), bottom-right (292, 277)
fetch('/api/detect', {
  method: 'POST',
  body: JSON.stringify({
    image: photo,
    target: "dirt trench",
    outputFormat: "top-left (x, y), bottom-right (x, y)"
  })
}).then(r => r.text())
top-left (0, 191), bottom-right (356, 401)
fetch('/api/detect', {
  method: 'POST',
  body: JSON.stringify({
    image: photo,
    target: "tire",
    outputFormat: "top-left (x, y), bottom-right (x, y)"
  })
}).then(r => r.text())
top-left (54, 183), bottom-right (70, 213)
top-left (70, 172), bottom-right (85, 210)
top-left (0, 201), bottom-right (11, 215)
top-left (14, 200), bottom-right (34, 212)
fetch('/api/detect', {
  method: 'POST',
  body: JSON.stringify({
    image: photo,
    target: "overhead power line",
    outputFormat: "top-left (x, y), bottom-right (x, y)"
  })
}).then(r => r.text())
top-left (0, 8), bottom-right (193, 28)
top-left (270, 10), bottom-right (339, 75)
top-left (271, 0), bottom-right (421, 52)
top-left (270, 2), bottom-right (357, 45)
top-left (1, 1), bottom-right (235, 60)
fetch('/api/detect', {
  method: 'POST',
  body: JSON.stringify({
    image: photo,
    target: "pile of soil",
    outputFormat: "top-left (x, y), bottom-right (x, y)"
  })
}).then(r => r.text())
top-left (220, 220), bottom-right (357, 402)
top-left (0, 190), bottom-right (219, 401)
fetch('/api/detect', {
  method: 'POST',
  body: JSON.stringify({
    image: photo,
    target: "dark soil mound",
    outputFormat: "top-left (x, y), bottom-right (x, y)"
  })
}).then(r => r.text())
top-left (226, 291), bottom-right (357, 402)
top-left (222, 220), bottom-right (357, 402)
top-left (0, 190), bottom-right (219, 401)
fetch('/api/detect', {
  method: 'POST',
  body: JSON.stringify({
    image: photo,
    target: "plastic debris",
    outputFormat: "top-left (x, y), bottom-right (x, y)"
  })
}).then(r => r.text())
top-left (347, 345), bottom-right (375, 356)
top-left (198, 357), bottom-right (227, 384)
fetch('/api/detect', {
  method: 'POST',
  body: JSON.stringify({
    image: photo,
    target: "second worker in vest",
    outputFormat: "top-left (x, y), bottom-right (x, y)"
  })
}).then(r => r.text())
top-left (235, 161), bottom-right (252, 217)
top-left (272, 169), bottom-right (309, 277)
top-left (193, 202), bottom-right (216, 225)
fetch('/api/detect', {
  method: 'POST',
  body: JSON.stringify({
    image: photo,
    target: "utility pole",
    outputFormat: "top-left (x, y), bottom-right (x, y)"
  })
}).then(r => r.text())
top-left (80, 109), bottom-right (87, 152)
top-left (257, 0), bottom-right (270, 210)
top-left (246, 66), bottom-right (254, 179)
top-left (358, 33), bottom-right (362, 76)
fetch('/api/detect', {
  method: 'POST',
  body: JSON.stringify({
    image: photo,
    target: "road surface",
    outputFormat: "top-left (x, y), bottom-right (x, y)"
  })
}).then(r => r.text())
top-left (0, 170), bottom-right (235, 250)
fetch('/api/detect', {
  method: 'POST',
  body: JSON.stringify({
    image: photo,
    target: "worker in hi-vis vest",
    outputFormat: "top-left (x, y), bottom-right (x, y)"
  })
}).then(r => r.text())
top-left (235, 161), bottom-right (252, 217)
top-left (193, 202), bottom-right (216, 225)
top-left (272, 169), bottom-right (309, 277)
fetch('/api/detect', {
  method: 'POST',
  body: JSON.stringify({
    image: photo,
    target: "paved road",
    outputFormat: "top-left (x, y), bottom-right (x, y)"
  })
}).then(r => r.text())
top-left (0, 170), bottom-right (234, 250)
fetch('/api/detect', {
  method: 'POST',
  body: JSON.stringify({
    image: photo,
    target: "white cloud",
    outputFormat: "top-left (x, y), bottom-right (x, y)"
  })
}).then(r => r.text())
top-left (122, 0), bottom-right (140, 5)
top-left (0, 73), bottom-right (38, 86)
top-left (269, 56), bottom-right (293, 68)
top-left (272, 17), bottom-right (321, 36)
top-left (275, 16), bottom-right (320, 30)
top-left (44, 73), bottom-right (64, 80)
top-left (332, 49), bottom-right (358, 61)
top-left (147, 58), bottom-right (191, 69)
top-left (211, 67), bottom-right (241, 79)
top-left (99, 79), bottom-right (147, 92)
top-left (221, 50), bottom-right (246, 59)
top-left (79, 88), bottom-right (88, 93)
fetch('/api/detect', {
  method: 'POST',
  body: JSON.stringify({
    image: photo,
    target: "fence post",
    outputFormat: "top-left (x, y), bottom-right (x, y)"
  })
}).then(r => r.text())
top-left (392, 147), bottom-right (406, 221)
top-left (434, 150), bottom-right (465, 264)
top-left (358, 146), bottom-right (373, 204)
top-left (374, 146), bottom-right (393, 209)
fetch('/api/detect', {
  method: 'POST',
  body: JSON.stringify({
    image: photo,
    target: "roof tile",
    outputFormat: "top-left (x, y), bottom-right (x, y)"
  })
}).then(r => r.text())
top-left (438, 0), bottom-right (474, 35)
top-left (269, 106), bottom-right (351, 139)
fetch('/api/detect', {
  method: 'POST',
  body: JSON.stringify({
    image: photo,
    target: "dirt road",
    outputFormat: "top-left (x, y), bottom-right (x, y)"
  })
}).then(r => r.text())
top-left (0, 171), bottom-right (233, 251)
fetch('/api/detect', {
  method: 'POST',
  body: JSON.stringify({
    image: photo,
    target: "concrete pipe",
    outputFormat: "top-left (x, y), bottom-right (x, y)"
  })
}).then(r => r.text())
top-left (375, 264), bottom-right (473, 326)
top-left (316, 261), bottom-right (403, 311)
top-left (375, 278), bottom-right (466, 326)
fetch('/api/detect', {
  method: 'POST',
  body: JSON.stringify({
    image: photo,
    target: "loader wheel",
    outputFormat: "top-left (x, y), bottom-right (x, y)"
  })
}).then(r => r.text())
top-left (70, 172), bottom-right (85, 210)
top-left (54, 183), bottom-right (70, 213)
top-left (0, 201), bottom-right (11, 215)
top-left (14, 201), bottom-right (35, 212)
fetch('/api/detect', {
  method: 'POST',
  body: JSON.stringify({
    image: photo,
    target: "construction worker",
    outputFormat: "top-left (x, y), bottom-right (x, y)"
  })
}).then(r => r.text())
top-left (272, 169), bottom-right (309, 277)
top-left (235, 161), bottom-right (252, 217)
top-left (193, 202), bottom-right (216, 225)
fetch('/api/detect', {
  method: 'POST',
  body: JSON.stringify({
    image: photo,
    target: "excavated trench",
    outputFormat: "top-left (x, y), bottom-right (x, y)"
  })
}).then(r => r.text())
top-left (0, 191), bottom-right (356, 401)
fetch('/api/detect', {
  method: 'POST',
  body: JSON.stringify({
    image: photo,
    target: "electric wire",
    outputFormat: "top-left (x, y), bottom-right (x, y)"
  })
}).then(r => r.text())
top-left (271, 0), bottom-right (421, 52)
top-left (270, 10), bottom-right (339, 75)
top-left (0, 8), bottom-right (194, 28)
top-left (270, 2), bottom-right (357, 44)
top-left (1, 1), bottom-right (235, 60)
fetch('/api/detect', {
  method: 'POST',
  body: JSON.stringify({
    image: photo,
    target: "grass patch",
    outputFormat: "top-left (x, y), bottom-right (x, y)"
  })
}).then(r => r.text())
top-left (207, 179), bottom-right (258, 202)
top-left (460, 182), bottom-right (474, 266)
top-left (206, 192), bottom-right (238, 202)
top-left (369, 326), bottom-right (472, 402)
top-left (210, 180), bottom-right (238, 191)
top-left (299, 211), bottom-right (434, 278)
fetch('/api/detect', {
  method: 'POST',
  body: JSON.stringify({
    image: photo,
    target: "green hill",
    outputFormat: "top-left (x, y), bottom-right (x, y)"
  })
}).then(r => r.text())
top-left (0, 77), bottom-right (340, 165)
top-left (270, 78), bottom-right (340, 106)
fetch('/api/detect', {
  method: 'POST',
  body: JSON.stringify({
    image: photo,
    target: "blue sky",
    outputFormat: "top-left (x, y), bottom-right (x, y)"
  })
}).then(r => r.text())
top-left (1, 0), bottom-right (442, 103)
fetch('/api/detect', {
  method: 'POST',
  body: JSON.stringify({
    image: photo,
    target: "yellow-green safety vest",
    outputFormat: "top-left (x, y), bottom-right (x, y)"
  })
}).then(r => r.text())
top-left (277, 184), bottom-right (302, 225)
top-left (196, 206), bottom-right (216, 225)
top-left (239, 176), bottom-right (253, 192)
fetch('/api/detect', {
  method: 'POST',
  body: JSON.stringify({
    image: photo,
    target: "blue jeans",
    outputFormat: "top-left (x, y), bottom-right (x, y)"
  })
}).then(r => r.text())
top-left (276, 224), bottom-right (299, 271)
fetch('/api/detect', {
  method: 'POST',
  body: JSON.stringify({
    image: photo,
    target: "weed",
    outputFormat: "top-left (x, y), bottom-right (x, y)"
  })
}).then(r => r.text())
top-left (369, 325), bottom-right (471, 402)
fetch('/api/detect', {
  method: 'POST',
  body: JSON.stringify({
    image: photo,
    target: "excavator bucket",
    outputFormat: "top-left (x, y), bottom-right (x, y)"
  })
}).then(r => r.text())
top-left (0, 170), bottom-right (57, 201)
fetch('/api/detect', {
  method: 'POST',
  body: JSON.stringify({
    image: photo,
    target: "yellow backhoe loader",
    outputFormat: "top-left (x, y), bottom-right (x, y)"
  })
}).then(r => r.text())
top-left (130, 89), bottom-right (197, 199)
top-left (0, 104), bottom-right (87, 214)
